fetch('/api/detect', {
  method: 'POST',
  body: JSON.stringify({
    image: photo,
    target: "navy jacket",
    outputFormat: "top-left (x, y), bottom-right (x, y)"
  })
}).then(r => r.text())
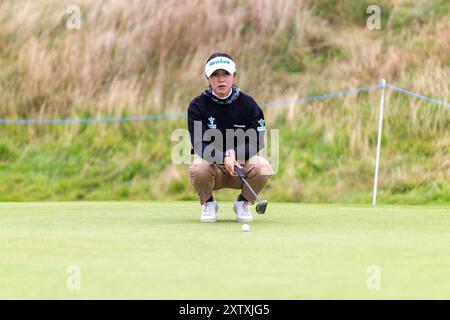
top-left (187, 88), bottom-right (266, 163)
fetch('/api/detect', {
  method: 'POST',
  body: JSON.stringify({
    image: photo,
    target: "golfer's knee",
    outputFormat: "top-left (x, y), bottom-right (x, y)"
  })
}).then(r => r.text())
top-left (249, 156), bottom-right (273, 177)
top-left (189, 158), bottom-right (213, 180)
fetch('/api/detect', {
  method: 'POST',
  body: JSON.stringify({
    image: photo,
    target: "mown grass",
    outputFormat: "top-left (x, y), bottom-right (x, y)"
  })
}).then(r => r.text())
top-left (0, 0), bottom-right (448, 203)
top-left (1, 201), bottom-right (450, 299)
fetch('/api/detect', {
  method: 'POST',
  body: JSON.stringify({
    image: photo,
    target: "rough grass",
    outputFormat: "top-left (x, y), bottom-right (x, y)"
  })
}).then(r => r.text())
top-left (1, 201), bottom-right (450, 299)
top-left (0, 0), bottom-right (448, 203)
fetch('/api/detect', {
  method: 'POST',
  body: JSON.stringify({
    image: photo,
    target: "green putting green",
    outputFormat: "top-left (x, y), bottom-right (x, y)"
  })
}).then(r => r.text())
top-left (1, 201), bottom-right (449, 299)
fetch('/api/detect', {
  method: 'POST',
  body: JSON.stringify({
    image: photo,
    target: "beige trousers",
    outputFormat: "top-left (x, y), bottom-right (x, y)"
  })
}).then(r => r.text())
top-left (188, 155), bottom-right (273, 204)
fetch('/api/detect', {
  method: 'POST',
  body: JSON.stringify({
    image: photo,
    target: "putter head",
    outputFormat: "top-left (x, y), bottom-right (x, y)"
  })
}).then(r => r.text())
top-left (256, 200), bottom-right (268, 214)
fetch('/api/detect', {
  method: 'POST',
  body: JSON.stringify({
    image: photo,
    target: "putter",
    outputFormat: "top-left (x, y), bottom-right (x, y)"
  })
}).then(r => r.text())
top-left (234, 166), bottom-right (268, 214)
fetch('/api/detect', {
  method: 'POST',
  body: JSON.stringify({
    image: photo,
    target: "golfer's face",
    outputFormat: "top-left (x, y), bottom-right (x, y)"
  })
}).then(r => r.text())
top-left (208, 69), bottom-right (235, 98)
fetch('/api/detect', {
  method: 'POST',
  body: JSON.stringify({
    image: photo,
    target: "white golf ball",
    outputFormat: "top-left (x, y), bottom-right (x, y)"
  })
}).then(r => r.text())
top-left (241, 224), bottom-right (250, 232)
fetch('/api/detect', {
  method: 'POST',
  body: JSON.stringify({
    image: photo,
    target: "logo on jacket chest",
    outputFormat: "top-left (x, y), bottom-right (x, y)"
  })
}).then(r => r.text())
top-left (257, 119), bottom-right (266, 131)
top-left (207, 116), bottom-right (217, 129)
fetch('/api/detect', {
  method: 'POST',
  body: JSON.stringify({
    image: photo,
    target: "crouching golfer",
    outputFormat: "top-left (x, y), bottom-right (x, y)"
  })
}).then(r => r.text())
top-left (187, 52), bottom-right (273, 223)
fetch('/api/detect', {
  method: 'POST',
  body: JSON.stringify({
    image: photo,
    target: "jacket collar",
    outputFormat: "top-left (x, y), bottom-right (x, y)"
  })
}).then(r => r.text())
top-left (202, 86), bottom-right (240, 104)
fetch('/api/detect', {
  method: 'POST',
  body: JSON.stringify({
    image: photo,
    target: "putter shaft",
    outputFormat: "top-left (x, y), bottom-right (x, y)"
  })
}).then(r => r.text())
top-left (234, 166), bottom-right (261, 202)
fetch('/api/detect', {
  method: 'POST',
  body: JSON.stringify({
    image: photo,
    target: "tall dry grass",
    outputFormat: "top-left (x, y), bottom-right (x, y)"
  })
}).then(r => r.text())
top-left (0, 0), bottom-right (448, 202)
top-left (1, 0), bottom-right (324, 117)
top-left (1, 0), bottom-right (448, 116)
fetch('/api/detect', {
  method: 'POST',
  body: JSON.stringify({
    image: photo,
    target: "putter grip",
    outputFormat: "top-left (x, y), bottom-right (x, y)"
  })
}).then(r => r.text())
top-left (233, 166), bottom-right (245, 179)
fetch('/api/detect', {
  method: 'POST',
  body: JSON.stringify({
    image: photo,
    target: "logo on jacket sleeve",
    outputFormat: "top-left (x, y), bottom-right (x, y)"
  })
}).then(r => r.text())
top-left (207, 116), bottom-right (217, 129)
top-left (257, 119), bottom-right (266, 131)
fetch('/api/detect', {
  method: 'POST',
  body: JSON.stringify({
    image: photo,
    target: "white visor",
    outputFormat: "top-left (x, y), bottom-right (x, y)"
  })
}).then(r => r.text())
top-left (204, 56), bottom-right (236, 77)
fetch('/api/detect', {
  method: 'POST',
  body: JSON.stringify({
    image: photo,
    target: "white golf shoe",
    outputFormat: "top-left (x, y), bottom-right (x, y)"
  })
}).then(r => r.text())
top-left (233, 200), bottom-right (253, 222)
top-left (200, 201), bottom-right (219, 222)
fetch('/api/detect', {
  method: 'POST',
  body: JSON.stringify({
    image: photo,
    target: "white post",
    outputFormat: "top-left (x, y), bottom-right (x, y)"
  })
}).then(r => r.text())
top-left (372, 79), bottom-right (386, 206)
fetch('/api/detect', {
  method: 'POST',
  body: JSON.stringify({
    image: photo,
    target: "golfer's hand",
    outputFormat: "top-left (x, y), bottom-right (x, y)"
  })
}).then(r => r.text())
top-left (224, 156), bottom-right (243, 176)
